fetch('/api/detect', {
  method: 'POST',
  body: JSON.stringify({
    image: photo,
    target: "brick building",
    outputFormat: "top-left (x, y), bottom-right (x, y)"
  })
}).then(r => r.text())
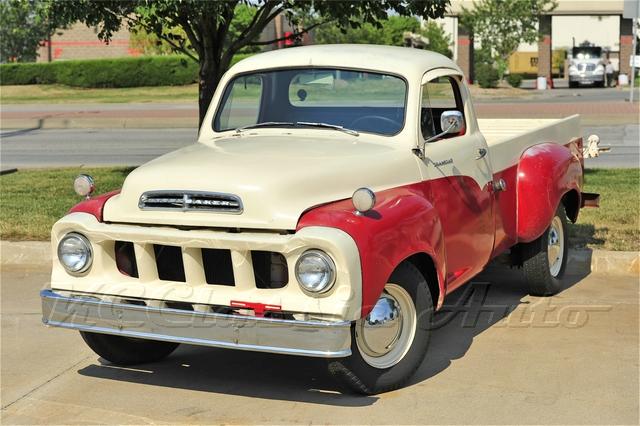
top-left (37, 22), bottom-right (139, 62)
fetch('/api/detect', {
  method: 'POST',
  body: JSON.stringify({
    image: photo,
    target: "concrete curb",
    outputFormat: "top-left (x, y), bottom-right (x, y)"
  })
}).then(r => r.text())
top-left (1, 240), bottom-right (638, 276)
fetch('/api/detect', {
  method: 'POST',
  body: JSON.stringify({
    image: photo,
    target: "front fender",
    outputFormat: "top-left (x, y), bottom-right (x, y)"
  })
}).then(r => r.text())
top-left (517, 143), bottom-right (582, 242)
top-left (297, 183), bottom-right (446, 317)
top-left (68, 190), bottom-right (121, 222)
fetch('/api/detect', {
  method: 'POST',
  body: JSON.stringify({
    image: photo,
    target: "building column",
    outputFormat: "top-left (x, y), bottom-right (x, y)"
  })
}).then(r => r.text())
top-left (537, 15), bottom-right (552, 83)
top-left (457, 21), bottom-right (474, 84)
top-left (619, 17), bottom-right (633, 79)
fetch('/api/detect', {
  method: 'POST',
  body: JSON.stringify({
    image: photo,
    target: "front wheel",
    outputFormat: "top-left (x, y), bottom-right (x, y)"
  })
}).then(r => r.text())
top-left (522, 206), bottom-right (569, 296)
top-left (327, 262), bottom-right (433, 394)
top-left (80, 332), bottom-right (180, 365)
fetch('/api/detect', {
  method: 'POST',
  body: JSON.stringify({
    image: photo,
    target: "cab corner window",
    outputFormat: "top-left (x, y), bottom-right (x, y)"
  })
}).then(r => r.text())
top-left (420, 76), bottom-right (464, 141)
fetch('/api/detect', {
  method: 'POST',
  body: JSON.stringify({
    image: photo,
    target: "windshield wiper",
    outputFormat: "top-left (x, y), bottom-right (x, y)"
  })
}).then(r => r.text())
top-left (236, 121), bottom-right (295, 132)
top-left (295, 121), bottom-right (359, 136)
top-left (235, 121), bottom-right (359, 136)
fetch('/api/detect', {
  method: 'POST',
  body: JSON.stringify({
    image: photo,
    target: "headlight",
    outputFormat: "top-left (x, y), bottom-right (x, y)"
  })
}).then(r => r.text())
top-left (57, 233), bottom-right (93, 274)
top-left (569, 66), bottom-right (578, 75)
top-left (595, 65), bottom-right (605, 75)
top-left (295, 250), bottom-right (336, 293)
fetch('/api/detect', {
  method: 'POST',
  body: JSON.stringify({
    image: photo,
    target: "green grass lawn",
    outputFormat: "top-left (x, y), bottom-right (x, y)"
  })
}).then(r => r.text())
top-left (0, 167), bottom-right (638, 250)
top-left (569, 168), bottom-right (640, 251)
top-left (0, 84), bottom-right (198, 104)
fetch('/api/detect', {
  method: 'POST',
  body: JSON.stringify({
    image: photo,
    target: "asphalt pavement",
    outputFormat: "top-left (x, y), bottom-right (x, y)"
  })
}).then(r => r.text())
top-left (1, 125), bottom-right (637, 169)
top-left (1, 262), bottom-right (637, 424)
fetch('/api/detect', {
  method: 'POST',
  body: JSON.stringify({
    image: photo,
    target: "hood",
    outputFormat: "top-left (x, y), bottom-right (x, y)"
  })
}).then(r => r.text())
top-left (103, 132), bottom-right (421, 230)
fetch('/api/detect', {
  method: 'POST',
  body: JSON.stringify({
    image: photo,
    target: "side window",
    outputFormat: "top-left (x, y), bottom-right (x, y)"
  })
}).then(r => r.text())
top-left (420, 76), bottom-right (464, 140)
top-left (215, 75), bottom-right (263, 131)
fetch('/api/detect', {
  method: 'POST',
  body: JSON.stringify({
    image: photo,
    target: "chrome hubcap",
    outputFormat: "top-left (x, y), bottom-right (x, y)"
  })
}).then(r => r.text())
top-left (547, 216), bottom-right (564, 277)
top-left (355, 284), bottom-right (416, 369)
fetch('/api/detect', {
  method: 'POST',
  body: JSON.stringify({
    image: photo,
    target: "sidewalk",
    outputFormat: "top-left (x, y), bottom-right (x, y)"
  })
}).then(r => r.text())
top-left (2, 100), bottom-right (638, 129)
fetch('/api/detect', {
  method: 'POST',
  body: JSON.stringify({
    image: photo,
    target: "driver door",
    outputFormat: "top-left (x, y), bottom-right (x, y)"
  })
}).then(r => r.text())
top-left (417, 71), bottom-right (495, 293)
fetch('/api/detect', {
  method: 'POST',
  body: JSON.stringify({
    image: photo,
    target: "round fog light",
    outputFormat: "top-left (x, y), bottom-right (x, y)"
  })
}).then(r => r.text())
top-left (295, 250), bottom-right (336, 293)
top-left (58, 233), bottom-right (93, 274)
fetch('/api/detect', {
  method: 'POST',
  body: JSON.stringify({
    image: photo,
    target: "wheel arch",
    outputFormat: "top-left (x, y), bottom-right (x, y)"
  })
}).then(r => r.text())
top-left (562, 188), bottom-right (580, 223)
top-left (401, 252), bottom-right (442, 310)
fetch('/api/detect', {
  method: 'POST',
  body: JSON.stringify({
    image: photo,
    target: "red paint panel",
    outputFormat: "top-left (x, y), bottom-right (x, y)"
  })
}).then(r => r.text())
top-left (516, 143), bottom-right (582, 242)
top-left (68, 190), bottom-right (120, 222)
top-left (419, 175), bottom-right (494, 293)
top-left (491, 164), bottom-right (518, 257)
top-left (297, 184), bottom-right (446, 317)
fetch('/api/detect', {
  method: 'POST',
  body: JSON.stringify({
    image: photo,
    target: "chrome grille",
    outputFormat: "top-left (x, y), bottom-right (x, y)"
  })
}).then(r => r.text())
top-left (138, 191), bottom-right (243, 214)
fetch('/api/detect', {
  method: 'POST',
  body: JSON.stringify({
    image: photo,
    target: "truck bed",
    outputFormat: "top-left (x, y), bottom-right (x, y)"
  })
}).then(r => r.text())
top-left (479, 115), bottom-right (581, 172)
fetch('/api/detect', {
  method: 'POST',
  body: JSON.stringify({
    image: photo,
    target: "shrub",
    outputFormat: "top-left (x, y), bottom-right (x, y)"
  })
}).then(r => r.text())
top-left (0, 54), bottom-right (254, 87)
top-left (0, 62), bottom-right (56, 84)
top-left (475, 63), bottom-right (499, 88)
top-left (506, 73), bottom-right (523, 88)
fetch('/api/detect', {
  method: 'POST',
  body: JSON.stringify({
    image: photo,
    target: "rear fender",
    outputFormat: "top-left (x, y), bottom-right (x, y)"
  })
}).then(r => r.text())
top-left (516, 143), bottom-right (582, 243)
top-left (297, 184), bottom-right (446, 317)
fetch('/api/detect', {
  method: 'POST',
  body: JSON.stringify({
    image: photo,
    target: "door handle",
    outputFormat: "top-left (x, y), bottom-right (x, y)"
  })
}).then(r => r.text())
top-left (475, 148), bottom-right (487, 160)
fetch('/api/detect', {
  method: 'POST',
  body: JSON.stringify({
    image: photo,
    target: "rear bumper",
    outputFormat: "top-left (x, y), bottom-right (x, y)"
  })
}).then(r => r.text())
top-left (41, 289), bottom-right (352, 358)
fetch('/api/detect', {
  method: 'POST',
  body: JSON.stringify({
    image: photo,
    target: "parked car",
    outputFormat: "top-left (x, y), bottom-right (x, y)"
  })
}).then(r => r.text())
top-left (41, 45), bottom-right (600, 395)
top-left (569, 46), bottom-right (605, 87)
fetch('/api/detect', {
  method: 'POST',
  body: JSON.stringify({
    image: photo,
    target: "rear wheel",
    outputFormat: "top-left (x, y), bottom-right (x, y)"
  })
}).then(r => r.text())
top-left (328, 262), bottom-right (433, 394)
top-left (522, 206), bottom-right (568, 296)
top-left (80, 332), bottom-right (179, 365)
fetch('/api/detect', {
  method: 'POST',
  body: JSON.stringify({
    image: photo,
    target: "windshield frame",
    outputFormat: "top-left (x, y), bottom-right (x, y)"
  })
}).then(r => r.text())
top-left (211, 66), bottom-right (409, 137)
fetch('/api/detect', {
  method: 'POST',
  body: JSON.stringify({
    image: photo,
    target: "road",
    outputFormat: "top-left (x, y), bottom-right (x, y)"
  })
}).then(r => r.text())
top-left (1, 262), bottom-right (637, 424)
top-left (1, 125), bottom-right (637, 169)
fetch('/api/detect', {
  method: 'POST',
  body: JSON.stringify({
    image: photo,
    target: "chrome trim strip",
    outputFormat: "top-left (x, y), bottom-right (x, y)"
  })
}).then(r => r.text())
top-left (138, 190), bottom-right (244, 214)
top-left (40, 290), bottom-right (351, 358)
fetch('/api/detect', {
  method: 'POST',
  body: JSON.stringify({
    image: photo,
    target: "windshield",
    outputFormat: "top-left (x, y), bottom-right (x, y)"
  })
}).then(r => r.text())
top-left (213, 68), bottom-right (407, 136)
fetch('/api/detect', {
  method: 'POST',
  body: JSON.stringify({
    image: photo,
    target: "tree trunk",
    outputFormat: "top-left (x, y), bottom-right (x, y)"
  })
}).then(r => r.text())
top-left (198, 56), bottom-right (225, 128)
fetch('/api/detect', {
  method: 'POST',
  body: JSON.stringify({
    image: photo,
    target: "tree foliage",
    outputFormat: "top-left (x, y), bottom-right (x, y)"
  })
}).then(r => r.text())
top-left (315, 16), bottom-right (452, 57)
top-left (0, 0), bottom-right (52, 62)
top-left (45, 0), bottom-right (451, 124)
top-left (461, 0), bottom-right (556, 80)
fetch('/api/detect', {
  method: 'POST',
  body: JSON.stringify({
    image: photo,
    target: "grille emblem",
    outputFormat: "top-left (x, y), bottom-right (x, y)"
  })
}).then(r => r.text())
top-left (139, 191), bottom-right (243, 214)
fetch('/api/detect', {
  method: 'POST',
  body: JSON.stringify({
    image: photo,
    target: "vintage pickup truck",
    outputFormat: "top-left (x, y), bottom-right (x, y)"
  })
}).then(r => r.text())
top-left (41, 45), bottom-right (601, 394)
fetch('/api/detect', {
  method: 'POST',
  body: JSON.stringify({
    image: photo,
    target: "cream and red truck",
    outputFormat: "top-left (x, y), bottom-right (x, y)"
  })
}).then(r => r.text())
top-left (41, 45), bottom-right (601, 394)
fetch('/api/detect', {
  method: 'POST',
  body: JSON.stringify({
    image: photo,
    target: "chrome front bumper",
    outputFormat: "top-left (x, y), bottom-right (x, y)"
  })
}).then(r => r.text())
top-left (40, 290), bottom-right (352, 358)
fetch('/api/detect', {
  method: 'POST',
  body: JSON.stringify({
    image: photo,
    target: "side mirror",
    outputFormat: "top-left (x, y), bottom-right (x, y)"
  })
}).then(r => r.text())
top-left (440, 110), bottom-right (465, 135)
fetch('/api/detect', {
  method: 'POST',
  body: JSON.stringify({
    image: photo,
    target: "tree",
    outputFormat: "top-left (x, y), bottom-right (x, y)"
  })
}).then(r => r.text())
top-left (314, 16), bottom-right (420, 46)
top-left (0, 0), bottom-right (52, 62)
top-left (46, 0), bottom-right (450, 125)
top-left (419, 21), bottom-right (452, 58)
top-left (315, 16), bottom-right (452, 57)
top-left (460, 0), bottom-right (556, 81)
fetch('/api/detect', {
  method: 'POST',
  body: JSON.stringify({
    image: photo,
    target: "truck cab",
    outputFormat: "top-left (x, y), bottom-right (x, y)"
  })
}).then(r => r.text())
top-left (41, 45), bottom-right (596, 394)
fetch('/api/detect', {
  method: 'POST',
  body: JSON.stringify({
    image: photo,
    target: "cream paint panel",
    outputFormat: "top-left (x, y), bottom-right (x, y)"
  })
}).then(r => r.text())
top-left (104, 132), bottom-right (423, 230)
top-left (51, 213), bottom-right (363, 321)
top-left (479, 115), bottom-right (581, 172)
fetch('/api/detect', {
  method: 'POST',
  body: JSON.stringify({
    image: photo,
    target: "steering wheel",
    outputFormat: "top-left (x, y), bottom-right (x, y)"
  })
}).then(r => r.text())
top-left (350, 115), bottom-right (401, 133)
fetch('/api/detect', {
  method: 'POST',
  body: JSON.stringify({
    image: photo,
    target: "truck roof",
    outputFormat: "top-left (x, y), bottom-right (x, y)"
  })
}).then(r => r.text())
top-left (229, 44), bottom-right (461, 79)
